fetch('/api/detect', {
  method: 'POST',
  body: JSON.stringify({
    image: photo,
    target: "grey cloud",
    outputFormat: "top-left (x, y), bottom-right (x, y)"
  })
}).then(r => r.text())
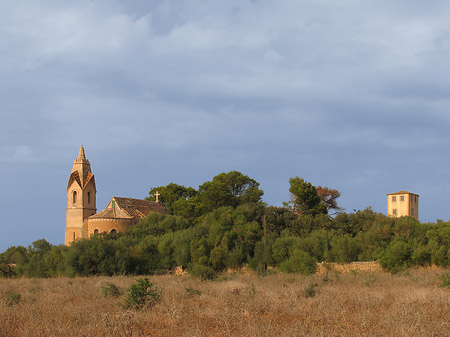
top-left (1, 0), bottom-right (450, 250)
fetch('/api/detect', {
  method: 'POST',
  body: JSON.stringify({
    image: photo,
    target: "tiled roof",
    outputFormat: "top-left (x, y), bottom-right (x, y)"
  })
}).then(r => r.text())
top-left (89, 207), bottom-right (133, 219)
top-left (387, 191), bottom-right (419, 196)
top-left (113, 197), bottom-right (167, 219)
top-left (84, 172), bottom-right (95, 188)
top-left (67, 171), bottom-right (82, 190)
top-left (67, 171), bottom-right (95, 190)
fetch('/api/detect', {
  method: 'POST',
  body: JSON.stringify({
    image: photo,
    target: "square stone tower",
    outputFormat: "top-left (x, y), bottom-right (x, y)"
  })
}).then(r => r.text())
top-left (65, 145), bottom-right (97, 245)
top-left (387, 191), bottom-right (419, 220)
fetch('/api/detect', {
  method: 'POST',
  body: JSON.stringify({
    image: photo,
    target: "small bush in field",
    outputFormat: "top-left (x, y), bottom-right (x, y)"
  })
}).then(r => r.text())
top-left (121, 278), bottom-right (162, 310)
top-left (279, 250), bottom-right (317, 275)
top-left (440, 273), bottom-right (450, 288)
top-left (333, 270), bottom-right (341, 281)
top-left (5, 291), bottom-right (21, 307)
top-left (322, 262), bottom-right (332, 282)
top-left (185, 287), bottom-right (202, 297)
top-left (188, 263), bottom-right (216, 280)
top-left (101, 282), bottom-right (122, 298)
top-left (248, 284), bottom-right (256, 297)
top-left (364, 273), bottom-right (379, 286)
top-left (379, 240), bottom-right (412, 273)
top-left (303, 282), bottom-right (318, 298)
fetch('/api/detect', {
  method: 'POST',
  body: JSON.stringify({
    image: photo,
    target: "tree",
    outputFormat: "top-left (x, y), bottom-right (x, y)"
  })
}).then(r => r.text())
top-left (264, 206), bottom-right (297, 236)
top-left (197, 171), bottom-right (263, 213)
top-left (147, 183), bottom-right (197, 215)
top-left (0, 246), bottom-right (28, 278)
top-left (288, 177), bottom-right (327, 216)
top-left (130, 213), bottom-right (191, 238)
top-left (379, 239), bottom-right (412, 273)
top-left (67, 237), bottom-right (133, 276)
top-left (278, 249), bottom-right (317, 275)
top-left (316, 186), bottom-right (342, 213)
top-left (30, 239), bottom-right (52, 253)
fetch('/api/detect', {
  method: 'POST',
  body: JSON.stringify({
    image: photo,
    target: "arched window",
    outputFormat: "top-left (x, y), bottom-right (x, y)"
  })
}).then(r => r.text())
top-left (111, 229), bottom-right (117, 234)
top-left (73, 191), bottom-right (77, 204)
top-left (94, 229), bottom-right (99, 236)
top-left (87, 192), bottom-right (91, 204)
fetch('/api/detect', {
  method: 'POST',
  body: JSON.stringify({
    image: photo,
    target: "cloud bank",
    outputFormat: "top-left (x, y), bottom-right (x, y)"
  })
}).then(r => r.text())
top-left (1, 0), bottom-right (450, 249)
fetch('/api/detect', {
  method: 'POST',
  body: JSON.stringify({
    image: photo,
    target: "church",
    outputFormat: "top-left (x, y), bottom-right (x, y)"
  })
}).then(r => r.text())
top-left (65, 146), bottom-right (166, 246)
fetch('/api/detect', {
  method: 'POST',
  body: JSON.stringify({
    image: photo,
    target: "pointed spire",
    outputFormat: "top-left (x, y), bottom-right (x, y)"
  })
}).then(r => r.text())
top-left (77, 145), bottom-right (86, 161)
top-left (73, 145), bottom-right (90, 166)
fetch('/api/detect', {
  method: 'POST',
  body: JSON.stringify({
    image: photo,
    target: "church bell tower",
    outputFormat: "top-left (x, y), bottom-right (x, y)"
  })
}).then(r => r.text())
top-left (65, 145), bottom-right (97, 245)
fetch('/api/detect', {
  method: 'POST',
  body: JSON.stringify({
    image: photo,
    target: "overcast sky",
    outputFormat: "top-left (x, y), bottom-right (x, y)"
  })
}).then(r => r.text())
top-left (1, 0), bottom-right (450, 251)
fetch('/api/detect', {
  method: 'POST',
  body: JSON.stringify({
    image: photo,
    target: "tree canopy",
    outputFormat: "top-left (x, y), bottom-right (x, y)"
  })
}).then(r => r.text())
top-left (147, 171), bottom-right (264, 219)
top-left (289, 177), bottom-right (327, 216)
top-left (197, 171), bottom-right (264, 212)
top-left (1, 172), bottom-right (448, 278)
top-left (147, 183), bottom-right (197, 215)
top-left (316, 186), bottom-right (342, 213)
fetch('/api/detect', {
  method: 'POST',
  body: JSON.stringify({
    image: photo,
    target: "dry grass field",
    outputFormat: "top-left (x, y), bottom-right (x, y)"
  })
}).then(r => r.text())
top-left (0, 267), bottom-right (449, 337)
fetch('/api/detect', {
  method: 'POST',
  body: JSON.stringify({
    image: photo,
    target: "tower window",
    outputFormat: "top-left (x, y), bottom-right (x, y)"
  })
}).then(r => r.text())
top-left (87, 192), bottom-right (91, 204)
top-left (393, 209), bottom-right (397, 215)
top-left (73, 191), bottom-right (77, 204)
top-left (400, 196), bottom-right (404, 201)
top-left (411, 209), bottom-right (414, 216)
top-left (392, 196), bottom-right (396, 202)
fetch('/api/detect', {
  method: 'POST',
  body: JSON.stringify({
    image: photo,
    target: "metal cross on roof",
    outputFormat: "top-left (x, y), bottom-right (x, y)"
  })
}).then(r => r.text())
top-left (155, 191), bottom-right (160, 202)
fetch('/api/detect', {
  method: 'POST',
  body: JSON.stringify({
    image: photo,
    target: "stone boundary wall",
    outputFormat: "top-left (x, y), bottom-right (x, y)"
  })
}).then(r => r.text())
top-left (174, 261), bottom-right (444, 276)
top-left (317, 261), bottom-right (381, 274)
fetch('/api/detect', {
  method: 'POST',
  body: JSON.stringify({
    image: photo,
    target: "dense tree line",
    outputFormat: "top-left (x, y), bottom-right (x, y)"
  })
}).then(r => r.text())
top-left (1, 172), bottom-right (449, 278)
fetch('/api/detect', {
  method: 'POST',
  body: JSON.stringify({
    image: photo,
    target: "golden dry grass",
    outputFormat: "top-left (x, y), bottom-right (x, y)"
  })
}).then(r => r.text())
top-left (0, 267), bottom-right (449, 337)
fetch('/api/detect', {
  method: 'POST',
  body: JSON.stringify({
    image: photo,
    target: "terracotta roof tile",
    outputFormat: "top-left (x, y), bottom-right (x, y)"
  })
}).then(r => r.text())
top-left (84, 172), bottom-right (95, 189)
top-left (387, 191), bottom-right (419, 196)
top-left (67, 171), bottom-right (82, 190)
top-left (89, 207), bottom-right (133, 219)
top-left (67, 171), bottom-right (95, 190)
top-left (113, 197), bottom-right (167, 220)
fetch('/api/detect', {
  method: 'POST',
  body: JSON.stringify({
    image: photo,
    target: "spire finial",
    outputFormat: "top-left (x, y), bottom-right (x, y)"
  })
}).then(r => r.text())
top-left (77, 145), bottom-right (86, 161)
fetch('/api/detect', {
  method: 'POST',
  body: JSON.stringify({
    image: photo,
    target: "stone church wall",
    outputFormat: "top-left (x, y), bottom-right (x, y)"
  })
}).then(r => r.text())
top-left (86, 218), bottom-right (134, 237)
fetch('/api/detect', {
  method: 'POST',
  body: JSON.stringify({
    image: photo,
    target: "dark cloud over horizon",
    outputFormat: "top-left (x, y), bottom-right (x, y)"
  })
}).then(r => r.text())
top-left (1, 0), bottom-right (450, 250)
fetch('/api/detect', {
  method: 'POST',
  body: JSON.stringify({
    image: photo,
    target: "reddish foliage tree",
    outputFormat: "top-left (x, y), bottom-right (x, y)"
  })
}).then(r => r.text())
top-left (316, 186), bottom-right (342, 212)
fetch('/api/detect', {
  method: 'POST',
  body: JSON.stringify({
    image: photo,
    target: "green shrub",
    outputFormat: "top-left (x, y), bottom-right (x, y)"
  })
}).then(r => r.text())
top-left (188, 263), bottom-right (216, 280)
top-left (303, 282), bottom-right (318, 298)
top-left (121, 278), bottom-right (162, 310)
top-left (5, 291), bottom-right (21, 306)
top-left (101, 282), bottom-right (122, 298)
top-left (380, 240), bottom-right (412, 273)
top-left (440, 273), bottom-right (450, 288)
top-left (185, 287), bottom-right (202, 297)
top-left (411, 245), bottom-right (431, 266)
top-left (431, 246), bottom-right (448, 267)
top-left (210, 246), bottom-right (227, 270)
top-left (278, 250), bottom-right (317, 275)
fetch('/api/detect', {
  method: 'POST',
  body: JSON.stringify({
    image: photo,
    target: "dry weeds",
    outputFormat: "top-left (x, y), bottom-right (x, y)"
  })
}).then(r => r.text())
top-left (0, 267), bottom-right (449, 336)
